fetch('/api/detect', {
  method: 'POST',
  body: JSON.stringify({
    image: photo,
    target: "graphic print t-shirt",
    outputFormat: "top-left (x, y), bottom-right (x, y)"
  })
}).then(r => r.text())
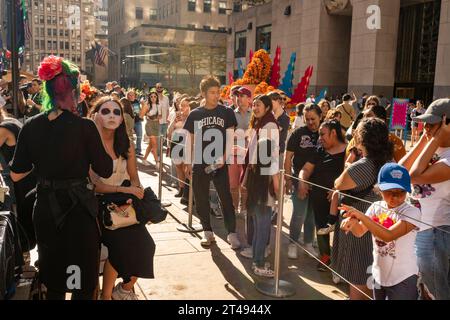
top-left (286, 126), bottom-right (319, 175)
top-left (410, 147), bottom-right (450, 230)
top-left (365, 201), bottom-right (421, 287)
top-left (183, 105), bottom-right (237, 165)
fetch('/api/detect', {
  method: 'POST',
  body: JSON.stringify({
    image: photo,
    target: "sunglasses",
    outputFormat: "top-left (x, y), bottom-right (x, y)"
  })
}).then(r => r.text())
top-left (100, 108), bottom-right (121, 116)
top-left (150, 95), bottom-right (157, 99)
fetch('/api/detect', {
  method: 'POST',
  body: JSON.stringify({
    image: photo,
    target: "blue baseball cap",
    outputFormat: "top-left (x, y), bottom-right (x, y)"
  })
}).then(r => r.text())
top-left (378, 163), bottom-right (411, 193)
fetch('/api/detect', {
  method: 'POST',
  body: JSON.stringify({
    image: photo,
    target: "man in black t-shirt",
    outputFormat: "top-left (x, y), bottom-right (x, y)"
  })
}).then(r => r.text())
top-left (183, 76), bottom-right (240, 249)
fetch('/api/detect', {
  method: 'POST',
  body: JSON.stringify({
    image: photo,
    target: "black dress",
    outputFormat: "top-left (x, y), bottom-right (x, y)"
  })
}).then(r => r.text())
top-left (10, 110), bottom-right (113, 293)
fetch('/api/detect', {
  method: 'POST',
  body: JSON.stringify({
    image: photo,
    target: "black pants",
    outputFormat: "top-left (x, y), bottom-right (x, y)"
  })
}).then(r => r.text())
top-left (47, 288), bottom-right (96, 300)
top-left (192, 165), bottom-right (236, 233)
top-left (311, 189), bottom-right (331, 257)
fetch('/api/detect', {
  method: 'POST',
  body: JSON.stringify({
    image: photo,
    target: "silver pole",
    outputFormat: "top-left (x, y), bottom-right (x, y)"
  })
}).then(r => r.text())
top-left (256, 169), bottom-right (295, 298)
top-left (158, 135), bottom-right (163, 200)
top-left (176, 168), bottom-right (203, 233)
top-left (158, 135), bottom-right (171, 208)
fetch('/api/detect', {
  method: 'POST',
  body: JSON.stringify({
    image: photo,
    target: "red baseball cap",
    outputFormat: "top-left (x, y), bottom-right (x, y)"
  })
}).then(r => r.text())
top-left (237, 86), bottom-right (252, 98)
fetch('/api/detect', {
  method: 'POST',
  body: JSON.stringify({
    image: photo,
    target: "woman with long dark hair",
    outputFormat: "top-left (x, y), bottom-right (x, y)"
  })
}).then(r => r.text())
top-left (141, 92), bottom-right (160, 169)
top-left (90, 96), bottom-right (155, 300)
top-left (10, 56), bottom-right (113, 300)
top-left (332, 118), bottom-right (393, 300)
top-left (241, 94), bottom-right (280, 277)
top-left (119, 97), bottom-right (135, 141)
top-left (297, 120), bottom-right (347, 270)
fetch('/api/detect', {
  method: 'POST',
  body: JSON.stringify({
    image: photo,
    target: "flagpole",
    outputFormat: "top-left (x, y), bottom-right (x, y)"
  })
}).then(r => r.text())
top-left (10, 0), bottom-right (20, 118)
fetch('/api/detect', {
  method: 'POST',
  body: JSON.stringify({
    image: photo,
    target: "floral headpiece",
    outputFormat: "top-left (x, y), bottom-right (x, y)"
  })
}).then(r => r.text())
top-left (38, 55), bottom-right (64, 81)
top-left (37, 55), bottom-right (81, 114)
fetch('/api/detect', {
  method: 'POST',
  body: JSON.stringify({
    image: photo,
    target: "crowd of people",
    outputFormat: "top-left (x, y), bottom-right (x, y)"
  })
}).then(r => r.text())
top-left (0, 55), bottom-right (449, 301)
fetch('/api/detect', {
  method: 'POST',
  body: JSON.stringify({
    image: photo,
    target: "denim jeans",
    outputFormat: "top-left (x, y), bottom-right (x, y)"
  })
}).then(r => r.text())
top-left (289, 193), bottom-right (315, 245)
top-left (415, 225), bottom-right (450, 300)
top-left (134, 121), bottom-right (143, 154)
top-left (249, 204), bottom-right (272, 268)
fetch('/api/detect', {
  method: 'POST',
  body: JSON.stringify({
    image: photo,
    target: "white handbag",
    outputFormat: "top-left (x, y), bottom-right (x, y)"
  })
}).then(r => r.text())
top-left (104, 203), bottom-right (139, 230)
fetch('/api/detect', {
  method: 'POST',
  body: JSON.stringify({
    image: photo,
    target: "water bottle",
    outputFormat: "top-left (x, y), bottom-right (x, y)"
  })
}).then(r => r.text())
top-left (205, 161), bottom-right (220, 174)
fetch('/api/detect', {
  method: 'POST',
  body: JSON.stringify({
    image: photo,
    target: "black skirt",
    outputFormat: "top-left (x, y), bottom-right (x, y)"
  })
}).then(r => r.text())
top-left (33, 189), bottom-right (101, 293)
top-left (102, 223), bottom-right (155, 280)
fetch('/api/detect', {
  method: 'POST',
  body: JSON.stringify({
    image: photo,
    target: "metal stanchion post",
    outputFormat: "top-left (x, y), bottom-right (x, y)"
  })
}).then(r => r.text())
top-left (176, 168), bottom-right (203, 233)
top-left (158, 135), bottom-right (171, 208)
top-left (256, 169), bottom-right (296, 298)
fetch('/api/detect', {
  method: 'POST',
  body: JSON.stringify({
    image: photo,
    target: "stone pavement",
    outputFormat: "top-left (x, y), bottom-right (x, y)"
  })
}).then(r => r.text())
top-left (12, 146), bottom-right (349, 300)
top-left (131, 153), bottom-right (349, 300)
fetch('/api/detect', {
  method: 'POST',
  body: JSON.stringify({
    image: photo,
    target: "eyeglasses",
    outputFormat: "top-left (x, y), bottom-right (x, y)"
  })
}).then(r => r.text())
top-left (100, 108), bottom-right (121, 116)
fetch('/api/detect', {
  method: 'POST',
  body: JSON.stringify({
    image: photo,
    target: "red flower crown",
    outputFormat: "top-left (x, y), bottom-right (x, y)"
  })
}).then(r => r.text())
top-left (38, 55), bottom-right (64, 81)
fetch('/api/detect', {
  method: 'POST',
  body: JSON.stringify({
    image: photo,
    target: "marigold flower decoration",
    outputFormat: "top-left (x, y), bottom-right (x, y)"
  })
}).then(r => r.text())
top-left (372, 213), bottom-right (397, 229)
top-left (38, 55), bottom-right (64, 81)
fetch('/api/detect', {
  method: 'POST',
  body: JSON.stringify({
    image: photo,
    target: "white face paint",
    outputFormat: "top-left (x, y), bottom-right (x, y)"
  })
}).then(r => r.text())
top-left (98, 101), bottom-right (123, 130)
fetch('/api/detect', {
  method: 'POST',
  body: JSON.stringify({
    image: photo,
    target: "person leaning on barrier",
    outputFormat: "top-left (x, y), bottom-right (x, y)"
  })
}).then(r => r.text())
top-left (399, 98), bottom-right (450, 300)
top-left (10, 56), bottom-right (113, 300)
top-left (332, 117), bottom-right (393, 300)
top-left (284, 103), bottom-right (322, 260)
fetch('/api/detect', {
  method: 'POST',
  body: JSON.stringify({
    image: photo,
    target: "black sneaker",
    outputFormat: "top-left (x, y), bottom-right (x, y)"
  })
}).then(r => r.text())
top-left (180, 198), bottom-right (188, 206)
top-left (175, 188), bottom-right (184, 198)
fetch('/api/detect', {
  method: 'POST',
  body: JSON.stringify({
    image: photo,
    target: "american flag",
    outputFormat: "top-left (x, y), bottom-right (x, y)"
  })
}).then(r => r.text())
top-left (93, 42), bottom-right (107, 67)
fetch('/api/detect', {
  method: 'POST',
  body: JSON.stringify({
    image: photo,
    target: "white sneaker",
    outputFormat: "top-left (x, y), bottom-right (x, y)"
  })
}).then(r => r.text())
top-left (141, 159), bottom-right (151, 166)
top-left (200, 231), bottom-right (216, 247)
top-left (239, 246), bottom-right (271, 259)
top-left (155, 162), bottom-right (160, 171)
top-left (303, 243), bottom-right (318, 258)
top-left (227, 232), bottom-right (241, 250)
top-left (111, 283), bottom-right (139, 300)
top-left (287, 243), bottom-right (298, 259)
top-left (252, 264), bottom-right (275, 278)
top-left (332, 273), bottom-right (342, 284)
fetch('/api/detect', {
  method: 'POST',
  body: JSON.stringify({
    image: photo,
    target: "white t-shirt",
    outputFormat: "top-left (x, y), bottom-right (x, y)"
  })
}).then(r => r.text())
top-left (246, 121), bottom-right (280, 207)
top-left (158, 95), bottom-right (170, 124)
top-left (366, 201), bottom-right (421, 287)
top-left (411, 147), bottom-right (450, 230)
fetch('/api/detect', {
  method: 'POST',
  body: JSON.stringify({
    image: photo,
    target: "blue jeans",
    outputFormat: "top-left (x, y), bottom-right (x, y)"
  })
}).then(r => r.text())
top-left (249, 204), bottom-right (272, 268)
top-left (134, 121), bottom-right (143, 154)
top-left (415, 226), bottom-right (450, 300)
top-left (289, 193), bottom-right (315, 244)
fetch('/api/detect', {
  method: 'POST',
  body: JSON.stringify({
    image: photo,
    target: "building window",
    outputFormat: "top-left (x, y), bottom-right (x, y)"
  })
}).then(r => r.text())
top-left (60, 42), bottom-right (64, 50)
top-left (150, 9), bottom-right (157, 20)
top-left (256, 25), bottom-right (271, 52)
top-left (40, 15), bottom-right (44, 24)
top-left (218, 27), bottom-right (227, 32)
top-left (204, 0), bottom-right (211, 13)
top-left (47, 29), bottom-right (52, 36)
top-left (235, 31), bottom-right (246, 58)
top-left (187, 24), bottom-right (196, 29)
top-left (188, 0), bottom-right (196, 12)
top-left (135, 7), bottom-right (143, 19)
top-left (35, 40), bottom-right (39, 49)
top-left (203, 25), bottom-right (211, 30)
top-left (219, 1), bottom-right (227, 14)
top-left (233, 3), bottom-right (242, 12)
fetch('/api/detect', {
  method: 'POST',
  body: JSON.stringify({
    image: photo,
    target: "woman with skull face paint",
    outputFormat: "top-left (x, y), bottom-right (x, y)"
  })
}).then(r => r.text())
top-left (10, 56), bottom-right (113, 300)
top-left (89, 96), bottom-right (155, 300)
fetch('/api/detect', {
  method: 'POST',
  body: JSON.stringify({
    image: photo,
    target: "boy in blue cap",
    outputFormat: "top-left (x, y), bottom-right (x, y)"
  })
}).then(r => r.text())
top-left (340, 163), bottom-right (421, 300)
